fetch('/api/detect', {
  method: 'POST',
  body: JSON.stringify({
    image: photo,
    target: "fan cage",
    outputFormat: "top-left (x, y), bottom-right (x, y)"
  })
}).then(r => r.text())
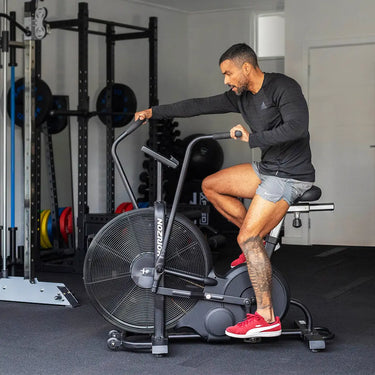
top-left (83, 208), bottom-right (212, 333)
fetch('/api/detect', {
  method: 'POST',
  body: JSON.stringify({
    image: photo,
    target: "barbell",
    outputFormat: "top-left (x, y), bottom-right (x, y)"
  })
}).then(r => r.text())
top-left (7, 79), bottom-right (137, 131)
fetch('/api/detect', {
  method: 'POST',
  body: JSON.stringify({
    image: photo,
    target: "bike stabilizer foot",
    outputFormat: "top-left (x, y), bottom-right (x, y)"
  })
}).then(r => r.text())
top-left (152, 335), bottom-right (168, 356)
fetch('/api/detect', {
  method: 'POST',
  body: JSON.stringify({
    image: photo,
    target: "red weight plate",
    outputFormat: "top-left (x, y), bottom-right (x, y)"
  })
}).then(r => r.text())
top-left (67, 207), bottom-right (73, 234)
top-left (59, 207), bottom-right (70, 244)
top-left (115, 202), bottom-right (134, 213)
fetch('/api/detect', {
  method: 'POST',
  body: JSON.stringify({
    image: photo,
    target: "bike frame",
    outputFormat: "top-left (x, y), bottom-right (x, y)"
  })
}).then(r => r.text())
top-left (111, 119), bottom-right (335, 354)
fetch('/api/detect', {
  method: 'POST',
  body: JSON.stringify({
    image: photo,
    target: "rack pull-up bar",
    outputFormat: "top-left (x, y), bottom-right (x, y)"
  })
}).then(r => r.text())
top-left (48, 19), bottom-right (150, 40)
top-left (89, 17), bottom-right (148, 31)
top-left (48, 16), bottom-right (149, 33)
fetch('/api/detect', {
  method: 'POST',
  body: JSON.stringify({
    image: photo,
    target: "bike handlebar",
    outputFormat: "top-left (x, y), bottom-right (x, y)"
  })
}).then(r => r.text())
top-left (118, 118), bottom-right (243, 142)
top-left (111, 118), bottom-right (145, 208)
top-left (212, 130), bottom-right (242, 140)
top-left (124, 118), bottom-right (145, 136)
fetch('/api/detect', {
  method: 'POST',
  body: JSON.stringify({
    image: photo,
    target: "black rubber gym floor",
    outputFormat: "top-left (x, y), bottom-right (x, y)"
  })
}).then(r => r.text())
top-left (0, 244), bottom-right (374, 375)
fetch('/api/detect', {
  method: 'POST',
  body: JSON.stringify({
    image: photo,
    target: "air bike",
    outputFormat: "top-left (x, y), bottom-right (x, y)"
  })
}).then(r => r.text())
top-left (83, 118), bottom-right (335, 356)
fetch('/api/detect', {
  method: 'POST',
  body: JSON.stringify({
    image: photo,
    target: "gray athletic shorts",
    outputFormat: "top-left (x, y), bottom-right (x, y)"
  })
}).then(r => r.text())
top-left (252, 162), bottom-right (313, 205)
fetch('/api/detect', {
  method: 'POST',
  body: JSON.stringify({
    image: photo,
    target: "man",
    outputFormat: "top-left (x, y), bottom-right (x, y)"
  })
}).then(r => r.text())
top-left (135, 43), bottom-right (314, 339)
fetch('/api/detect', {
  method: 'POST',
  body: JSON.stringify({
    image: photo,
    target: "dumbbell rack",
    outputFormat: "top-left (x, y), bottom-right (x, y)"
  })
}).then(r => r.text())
top-left (139, 118), bottom-right (180, 203)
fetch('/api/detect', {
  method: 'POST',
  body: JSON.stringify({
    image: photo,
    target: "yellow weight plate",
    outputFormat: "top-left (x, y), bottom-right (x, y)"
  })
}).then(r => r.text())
top-left (40, 210), bottom-right (48, 249)
top-left (40, 210), bottom-right (49, 249)
top-left (41, 209), bottom-right (52, 249)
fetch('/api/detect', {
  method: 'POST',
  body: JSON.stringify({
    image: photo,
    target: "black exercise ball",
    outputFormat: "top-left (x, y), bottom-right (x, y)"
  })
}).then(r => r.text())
top-left (182, 134), bottom-right (224, 180)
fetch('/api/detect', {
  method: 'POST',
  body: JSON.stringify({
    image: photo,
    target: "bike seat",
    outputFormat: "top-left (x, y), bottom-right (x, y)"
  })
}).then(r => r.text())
top-left (295, 185), bottom-right (321, 203)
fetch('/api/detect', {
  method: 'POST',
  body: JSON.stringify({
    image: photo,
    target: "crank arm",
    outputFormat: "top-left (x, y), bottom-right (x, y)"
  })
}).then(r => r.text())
top-left (164, 268), bottom-right (217, 286)
top-left (157, 286), bottom-right (253, 307)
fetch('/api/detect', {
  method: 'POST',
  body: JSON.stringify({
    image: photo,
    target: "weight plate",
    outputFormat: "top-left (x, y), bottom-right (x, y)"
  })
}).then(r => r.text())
top-left (137, 202), bottom-right (149, 208)
top-left (40, 210), bottom-right (48, 249)
top-left (46, 95), bottom-right (69, 134)
top-left (47, 207), bottom-right (65, 243)
top-left (7, 78), bottom-right (53, 127)
top-left (67, 209), bottom-right (73, 235)
top-left (115, 202), bottom-right (134, 213)
top-left (59, 207), bottom-right (72, 244)
top-left (59, 207), bottom-right (70, 244)
top-left (41, 210), bottom-right (52, 249)
top-left (96, 83), bottom-right (137, 127)
top-left (47, 213), bottom-right (52, 242)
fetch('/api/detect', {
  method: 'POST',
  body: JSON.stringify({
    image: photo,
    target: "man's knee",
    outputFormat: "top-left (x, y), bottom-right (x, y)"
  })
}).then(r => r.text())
top-left (201, 174), bottom-right (216, 197)
top-left (237, 229), bottom-right (262, 249)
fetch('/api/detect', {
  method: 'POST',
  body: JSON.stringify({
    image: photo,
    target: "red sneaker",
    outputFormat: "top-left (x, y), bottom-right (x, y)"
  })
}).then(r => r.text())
top-left (230, 253), bottom-right (246, 268)
top-left (225, 312), bottom-right (282, 338)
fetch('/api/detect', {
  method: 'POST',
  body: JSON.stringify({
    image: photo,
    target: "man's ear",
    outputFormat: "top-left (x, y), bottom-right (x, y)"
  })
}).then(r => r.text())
top-left (242, 62), bottom-right (252, 75)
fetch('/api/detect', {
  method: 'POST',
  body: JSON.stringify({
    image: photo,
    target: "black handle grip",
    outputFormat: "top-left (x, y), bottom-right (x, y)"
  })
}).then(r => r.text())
top-left (212, 130), bottom-right (243, 140)
top-left (124, 118), bottom-right (145, 136)
top-left (212, 132), bottom-right (231, 140)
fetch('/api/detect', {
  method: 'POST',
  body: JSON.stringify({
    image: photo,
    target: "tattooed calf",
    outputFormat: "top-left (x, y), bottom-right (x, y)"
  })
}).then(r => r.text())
top-left (240, 236), bottom-right (274, 322)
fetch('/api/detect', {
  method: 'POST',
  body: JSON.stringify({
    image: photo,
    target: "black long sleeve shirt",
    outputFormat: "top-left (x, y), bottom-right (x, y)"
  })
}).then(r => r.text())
top-left (152, 72), bottom-right (315, 182)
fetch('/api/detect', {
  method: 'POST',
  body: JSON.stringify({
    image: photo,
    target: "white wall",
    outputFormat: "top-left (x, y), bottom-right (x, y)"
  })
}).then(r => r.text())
top-left (182, 10), bottom-right (250, 169)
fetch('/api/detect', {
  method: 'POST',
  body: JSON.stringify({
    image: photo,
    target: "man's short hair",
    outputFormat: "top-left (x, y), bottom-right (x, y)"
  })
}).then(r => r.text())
top-left (219, 43), bottom-right (259, 68)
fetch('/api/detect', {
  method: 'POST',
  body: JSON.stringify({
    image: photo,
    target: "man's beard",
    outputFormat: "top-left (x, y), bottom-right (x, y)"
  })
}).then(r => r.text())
top-left (230, 75), bottom-right (248, 96)
top-left (233, 83), bottom-right (248, 96)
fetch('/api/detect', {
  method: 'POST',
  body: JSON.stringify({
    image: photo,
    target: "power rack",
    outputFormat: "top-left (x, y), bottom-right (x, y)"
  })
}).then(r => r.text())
top-left (47, 2), bottom-right (158, 271)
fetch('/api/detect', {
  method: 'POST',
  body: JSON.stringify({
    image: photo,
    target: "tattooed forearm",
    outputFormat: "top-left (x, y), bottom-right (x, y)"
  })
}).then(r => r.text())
top-left (241, 236), bottom-right (274, 321)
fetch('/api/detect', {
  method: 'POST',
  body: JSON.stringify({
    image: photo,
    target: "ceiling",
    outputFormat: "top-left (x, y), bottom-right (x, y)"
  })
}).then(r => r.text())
top-left (126, 0), bottom-right (284, 13)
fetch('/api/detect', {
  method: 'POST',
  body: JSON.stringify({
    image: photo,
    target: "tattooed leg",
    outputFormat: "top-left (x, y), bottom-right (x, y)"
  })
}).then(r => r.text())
top-left (236, 194), bottom-right (290, 322)
top-left (240, 236), bottom-right (275, 323)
